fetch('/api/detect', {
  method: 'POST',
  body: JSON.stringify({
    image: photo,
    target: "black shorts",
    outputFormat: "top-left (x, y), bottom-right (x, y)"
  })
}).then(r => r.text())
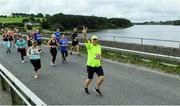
top-left (72, 41), bottom-right (79, 46)
top-left (87, 66), bottom-right (104, 79)
top-left (30, 59), bottom-right (41, 71)
top-left (19, 48), bottom-right (26, 56)
top-left (9, 37), bottom-right (13, 42)
top-left (27, 41), bottom-right (32, 47)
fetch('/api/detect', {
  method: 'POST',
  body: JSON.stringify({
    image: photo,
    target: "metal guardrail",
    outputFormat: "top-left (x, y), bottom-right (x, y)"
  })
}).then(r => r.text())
top-left (42, 37), bottom-right (180, 64)
top-left (97, 35), bottom-right (180, 48)
top-left (0, 64), bottom-right (47, 105)
top-left (80, 42), bottom-right (180, 63)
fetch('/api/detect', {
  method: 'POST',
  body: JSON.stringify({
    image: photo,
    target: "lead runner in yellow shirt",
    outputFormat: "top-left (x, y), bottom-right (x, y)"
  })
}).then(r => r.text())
top-left (82, 26), bottom-right (105, 96)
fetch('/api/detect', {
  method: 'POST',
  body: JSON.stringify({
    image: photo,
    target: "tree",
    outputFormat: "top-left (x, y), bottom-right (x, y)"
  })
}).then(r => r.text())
top-left (173, 20), bottom-right (180, 25)
top-left (47, 13), bottom-right (132, 30)
top-left (41, 20), bottom-right (50, 29)
top-left (36, 13), bottom-right (44, 17)
top-left (45, 14), bottom-right (50, 18)
top-left (26, 25), bottom-right (32, 30)
top-left (29, 17), bottom-right (35, 22)
top-left (22, 18), bottom-right (29, 23)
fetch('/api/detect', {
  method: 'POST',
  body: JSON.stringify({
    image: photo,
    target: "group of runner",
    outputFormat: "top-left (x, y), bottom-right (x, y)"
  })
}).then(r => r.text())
top-left (1, 27), bottom-right (104, 96)
top-left (1, 28), bottom-right (80, 77)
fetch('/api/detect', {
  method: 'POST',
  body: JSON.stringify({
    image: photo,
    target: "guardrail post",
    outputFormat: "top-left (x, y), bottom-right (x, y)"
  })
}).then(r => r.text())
top-left (113, 36), bottom-right (115, 42)
top-left (0, 74), bottom-right (8, 91)
top-left (157, 59), bottom-right (160, 66)
top-left (141, 38), bottom-right (143, 45)
top-left (0, 75), bottom-right (3, 90)
top-left (10, 86), bottom-right (24, 105)
top-left (133, 55), bottom-right (139, 63)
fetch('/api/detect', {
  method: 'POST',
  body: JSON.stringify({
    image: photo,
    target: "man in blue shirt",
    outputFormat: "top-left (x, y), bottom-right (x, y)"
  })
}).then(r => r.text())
top-left (54, 28), bottom-right (61, 42)
top-left (34, 30), bottom-right (42, 46)
top-left (34, 30), bottom-right (42, 52)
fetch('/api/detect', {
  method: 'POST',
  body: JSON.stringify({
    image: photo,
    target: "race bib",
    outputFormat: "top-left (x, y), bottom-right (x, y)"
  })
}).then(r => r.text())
top-left (32, 51), bottom-right (39, 55)
top-left (95, 54), bottom-right (101, 60)
top-left (20, 46), bottom-right (24, 48)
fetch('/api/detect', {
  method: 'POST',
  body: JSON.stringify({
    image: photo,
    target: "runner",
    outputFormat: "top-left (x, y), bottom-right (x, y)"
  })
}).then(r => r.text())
top-left (2, 30), bottom-right (11, 54)
top-left (27, 40), bottom-right (41, 79)
top-left (8, 30), bottom-right (14, 48)
top-left (16, 36), bottom-right (27, 63)
top-left (34, 30), bottom-right (42, 51)
top-left (13, 30), bottom-right (21, 52)
top-left (70, 28), bottom-right (80, 55)
top-left (13, 29), bottom-right (20, 44)
top-left (54, 28), bottom-right (61, 42)
top-left (27, 33), bottom-right (32, 47)
top-left (82, 26), bottom-right (105, 96)
top-left (47, 34), bottom-right (59, 66)
top-left (59, 34), bottom-right (68, 63)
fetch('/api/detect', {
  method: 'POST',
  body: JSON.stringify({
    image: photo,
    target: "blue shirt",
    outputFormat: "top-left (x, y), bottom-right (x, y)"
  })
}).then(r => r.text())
top-left (59, 38), bottom-right (68, 51)
top-left (34, 33), bottom-right (42, 42)
top-left (54, 31), bottom-right (61, 39)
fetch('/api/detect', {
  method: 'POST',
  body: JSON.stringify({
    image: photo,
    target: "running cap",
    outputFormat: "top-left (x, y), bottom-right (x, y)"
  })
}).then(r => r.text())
top-left (91, 35), bottom-right (98, 40)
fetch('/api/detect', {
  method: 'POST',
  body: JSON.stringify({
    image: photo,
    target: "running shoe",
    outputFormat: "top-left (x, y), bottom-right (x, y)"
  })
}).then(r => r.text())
top-left (84, 88), bottom-right (90, 94)
top-left (95, 88), bottom-right (102, 96)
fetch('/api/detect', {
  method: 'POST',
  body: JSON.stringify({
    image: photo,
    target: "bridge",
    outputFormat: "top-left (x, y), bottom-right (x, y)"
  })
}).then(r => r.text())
top-left (0, 40), bottom-right (180, 105)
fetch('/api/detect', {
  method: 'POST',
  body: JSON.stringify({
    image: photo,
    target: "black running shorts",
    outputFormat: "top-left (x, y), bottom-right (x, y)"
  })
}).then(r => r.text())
top-left (87, 66), bottom-right (104, 79)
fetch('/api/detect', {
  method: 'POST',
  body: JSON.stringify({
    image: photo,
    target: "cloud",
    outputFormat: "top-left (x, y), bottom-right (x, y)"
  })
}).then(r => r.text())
top-left (0, 0), bottom-right (180, 22)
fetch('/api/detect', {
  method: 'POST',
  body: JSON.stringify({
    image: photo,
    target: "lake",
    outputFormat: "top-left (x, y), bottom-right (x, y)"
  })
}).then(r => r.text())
top-left (88, 25), bottom-right (180, 48)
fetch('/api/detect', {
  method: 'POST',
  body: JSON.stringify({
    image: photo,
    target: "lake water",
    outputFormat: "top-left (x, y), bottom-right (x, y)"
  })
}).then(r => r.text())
top-left (88, 25), bottom-right (180, 48)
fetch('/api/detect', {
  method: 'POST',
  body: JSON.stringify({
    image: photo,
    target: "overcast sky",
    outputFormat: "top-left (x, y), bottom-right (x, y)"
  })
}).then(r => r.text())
top-left (0, 0), bottom-right (180, 22)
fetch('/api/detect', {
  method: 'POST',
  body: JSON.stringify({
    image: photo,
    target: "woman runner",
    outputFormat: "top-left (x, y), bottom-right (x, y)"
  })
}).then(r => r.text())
top-left (47, 34), bottom-right (59, 66)
top-left (59, 34), bottom-right (68, 63)
top-left (16, 36), bottom-right (27, 63)
top-left (27, 40), bottom-right (41, 79)
top-left (2, 30), bottom-right (11, 54)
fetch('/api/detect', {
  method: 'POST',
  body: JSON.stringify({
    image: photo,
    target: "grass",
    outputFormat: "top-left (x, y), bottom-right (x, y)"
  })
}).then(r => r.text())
top-left (0, 17), bottom-right (45, 23)
top-left (0, 17), bottom-right (24, 23)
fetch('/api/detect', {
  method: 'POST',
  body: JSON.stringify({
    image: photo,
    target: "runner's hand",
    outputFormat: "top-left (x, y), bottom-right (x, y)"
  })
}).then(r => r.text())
top-left (82, 26), bottom-right (88, 35)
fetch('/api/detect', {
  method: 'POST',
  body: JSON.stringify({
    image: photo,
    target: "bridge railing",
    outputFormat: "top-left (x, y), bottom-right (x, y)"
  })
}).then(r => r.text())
top-left (94, 35), bottom-right (180, 49)
top-left (0, 64), bottom-right (47, 106)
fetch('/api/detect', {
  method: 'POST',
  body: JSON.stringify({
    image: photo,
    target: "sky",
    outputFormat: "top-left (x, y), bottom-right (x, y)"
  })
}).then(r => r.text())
top-left (0, 0), bottom-right (180, 22)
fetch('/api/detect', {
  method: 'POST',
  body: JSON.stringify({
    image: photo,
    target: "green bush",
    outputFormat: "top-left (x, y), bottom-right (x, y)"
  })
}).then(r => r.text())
top-left (26, 25), bottom-right (32, 30)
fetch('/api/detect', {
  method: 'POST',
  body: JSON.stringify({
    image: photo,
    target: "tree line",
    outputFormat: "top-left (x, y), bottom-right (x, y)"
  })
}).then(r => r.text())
top-left (47, 13), bottom-right (133, 31)
top-left (0, 13), bottom-right (133, 31)
top-left (173, 20), bottom-right (180, 25)
top-left (0, 13), bottom-right (50, 18)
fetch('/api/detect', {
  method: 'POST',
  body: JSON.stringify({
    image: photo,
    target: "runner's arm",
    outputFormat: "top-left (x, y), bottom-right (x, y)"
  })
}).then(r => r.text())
top-left (47, 39), bottom-right (51, 48)
top-left (82, 26), bottom-right (88, 43)
top-left (27, 47), bottom-right (31, 57)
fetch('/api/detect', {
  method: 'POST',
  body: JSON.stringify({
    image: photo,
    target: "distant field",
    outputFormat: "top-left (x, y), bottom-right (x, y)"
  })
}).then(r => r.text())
top-left (0, 17), bottom-right (45, 23)
top-left (0, 17), bottom-right (23, 23)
